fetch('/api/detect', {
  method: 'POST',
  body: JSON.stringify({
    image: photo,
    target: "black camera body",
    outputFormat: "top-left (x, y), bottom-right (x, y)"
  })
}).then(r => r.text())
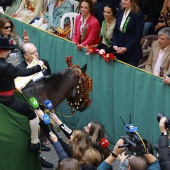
top-left (157, 113), bottom-right (170, 130)
top-left (120, 131), bottom-right (148, 156)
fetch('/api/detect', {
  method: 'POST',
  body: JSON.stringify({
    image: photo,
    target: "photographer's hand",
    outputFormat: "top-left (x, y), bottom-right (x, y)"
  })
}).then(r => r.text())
top-left (101, 139), bottom-right (124, 166)
top-left (118, 151), bottom-right (128, 162)
top-left (159, 117), bottom-right (167, 133)
top-left (114, 139), bottom-right (125, 156)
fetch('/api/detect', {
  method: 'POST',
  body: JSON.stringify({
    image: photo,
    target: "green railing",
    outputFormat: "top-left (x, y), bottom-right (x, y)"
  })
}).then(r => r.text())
top-left (1, 15), bottom-right (170, 167)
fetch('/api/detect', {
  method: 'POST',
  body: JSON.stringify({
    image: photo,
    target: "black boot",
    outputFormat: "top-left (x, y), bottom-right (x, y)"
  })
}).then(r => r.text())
top-left (28, 141), bottom-right (40, 151)
top-left (40, 157), bottom-right (53, 168)
top-left (41, 140), bottom-right (51, 151)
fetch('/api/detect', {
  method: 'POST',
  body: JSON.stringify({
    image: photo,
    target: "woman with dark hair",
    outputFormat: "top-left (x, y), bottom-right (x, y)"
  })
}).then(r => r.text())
top-left (0, 17), bottom-right (30, 66)
top-left (97, 3), bottom-right (117, 53)
top-left (72, 0), bottom-right (100, 46)
top-left (112, 0), bottom-right (144, 67)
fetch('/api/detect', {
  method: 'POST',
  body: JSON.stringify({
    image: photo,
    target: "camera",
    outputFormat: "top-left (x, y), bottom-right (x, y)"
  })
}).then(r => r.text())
top-left (120, 127), bottom-right (149, 156)
top-left (157, 113), bottom-right (170, 130)
top-left (119, 116), bottom-right (149, 156)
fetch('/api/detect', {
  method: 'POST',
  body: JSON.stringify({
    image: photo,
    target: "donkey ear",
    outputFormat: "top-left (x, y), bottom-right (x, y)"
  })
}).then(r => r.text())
top-left (81, 64), bottom-right (87, 74)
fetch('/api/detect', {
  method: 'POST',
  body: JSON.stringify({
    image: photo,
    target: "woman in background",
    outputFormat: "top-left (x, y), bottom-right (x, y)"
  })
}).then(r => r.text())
top-left (0, 17), bottom-right (30, 66)
top-left (72, 0), bottom-right (100, 46)
top-left (5, 0), bottom-right (21, 16)
top-left (31, 0), bottom-right (72, 32)
top-left (49, 131), bottom-right (102, 169)
top-left (12, 0), bottom-right (43, 24)
top-left (97, 3), bottom-right (117, 53)
top-left (112, 0), bottom-right (144, 67)
top-left (155, 0), bottom-right (170, 32)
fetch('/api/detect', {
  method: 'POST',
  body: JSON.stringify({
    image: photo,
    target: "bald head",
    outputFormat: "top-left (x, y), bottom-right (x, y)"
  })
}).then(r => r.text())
top-left (129, 155), bottom-right (147, 170)
top-left (21, 43), bottom-right (39, 63)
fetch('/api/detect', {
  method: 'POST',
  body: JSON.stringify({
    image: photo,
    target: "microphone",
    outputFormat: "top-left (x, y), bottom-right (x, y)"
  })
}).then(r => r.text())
top-left (42, 114), bottom-right (52, 132)
top-left (44, 100), bottom-right (54, 113)
top-left (100, 138), bottom-right (113, 154)
top-left (29, 97), bottom-right (39, 110)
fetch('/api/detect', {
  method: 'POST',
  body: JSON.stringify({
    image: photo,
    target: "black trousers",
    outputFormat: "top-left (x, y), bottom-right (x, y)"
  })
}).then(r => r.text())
top-left (0, 95), bottom-right (36, 120)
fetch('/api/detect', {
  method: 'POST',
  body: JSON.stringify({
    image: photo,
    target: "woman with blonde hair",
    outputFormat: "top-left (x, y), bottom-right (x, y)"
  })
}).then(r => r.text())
top-left (69, 130), bottom-right (91, 161)
top-left (112, 0), bottom-right (144, 66)
top-left (49, 131), bottom-right (102, 170)
top-left (58, 158), bottom-right (80, 170)
top-left (80, 147), bottom-right (102, 167)
top-left (50, 113), bottom-right (110, 160)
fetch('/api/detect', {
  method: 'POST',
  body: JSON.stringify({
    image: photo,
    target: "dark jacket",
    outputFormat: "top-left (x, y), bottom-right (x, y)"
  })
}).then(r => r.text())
top-left (139, 0), bottom-right (164, 23)
top-left (16, 59), bottom-right (51, 86)
top-left (158, 135), bottom-right (170, 170)
top-left (0, 58), bottom-right (41, 92)
top-left (17, 59), bottom-right (51, 76)
top-left (112, 9), bottom-right (144, 61)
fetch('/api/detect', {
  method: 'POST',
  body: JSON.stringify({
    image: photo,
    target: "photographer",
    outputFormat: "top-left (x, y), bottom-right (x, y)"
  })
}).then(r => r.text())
top-left (98, 138), bottom-right (161, 170)
top-left (97, 139), bottom-right (125, 170)
top-left (158, 117), bottom-right (170, 170)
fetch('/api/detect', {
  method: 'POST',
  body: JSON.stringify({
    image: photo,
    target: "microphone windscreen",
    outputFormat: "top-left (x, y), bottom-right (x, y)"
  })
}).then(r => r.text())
top-left (42, 114), bottom-right (51, 124)
top-left (29, 97), bottom-right (39, 109)
top-left (100, 138), bottom-right (110, 148)
top-left (44, 100), bottom-right (53, 110)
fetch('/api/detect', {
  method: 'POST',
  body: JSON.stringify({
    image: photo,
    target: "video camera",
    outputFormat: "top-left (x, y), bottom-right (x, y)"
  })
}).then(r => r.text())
top-left (119, 116), bottom-right (149, 156)
top-left (157, 112), bottom-right (170, 130)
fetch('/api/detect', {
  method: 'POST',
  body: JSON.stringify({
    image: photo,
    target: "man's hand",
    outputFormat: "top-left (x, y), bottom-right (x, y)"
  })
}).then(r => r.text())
top-left (163, 76), bottom-right (170, 84)
top-left (159, 117), bottom-right (167, 132)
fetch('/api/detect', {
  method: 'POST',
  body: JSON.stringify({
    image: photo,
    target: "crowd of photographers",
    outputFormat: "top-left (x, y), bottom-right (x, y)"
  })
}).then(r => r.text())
top-left (38, 110), bottom-right (170, 170)
top-left (97, 113), bottom-right (170, 170)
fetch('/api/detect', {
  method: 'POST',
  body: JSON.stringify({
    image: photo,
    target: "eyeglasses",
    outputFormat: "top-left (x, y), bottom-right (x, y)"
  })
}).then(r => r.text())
top-left (4, 25), bottom-right (12, 30)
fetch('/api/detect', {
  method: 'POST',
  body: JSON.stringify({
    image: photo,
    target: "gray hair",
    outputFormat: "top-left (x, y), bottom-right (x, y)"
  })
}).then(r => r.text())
top-left (158, 27), bottom-right (170, 39)
top-left (20, 45), bottom-right (26, 58)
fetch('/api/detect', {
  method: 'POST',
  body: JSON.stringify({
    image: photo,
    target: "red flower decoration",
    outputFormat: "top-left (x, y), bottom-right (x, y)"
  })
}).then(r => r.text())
top-left (86, 45), bottom-right (98, 55)
top-left (98, 49), bottom-right (116, 62)
top-left (65, 56), bottom-right (73, 68)
top-left (108, 53), bottom-right (116, 61)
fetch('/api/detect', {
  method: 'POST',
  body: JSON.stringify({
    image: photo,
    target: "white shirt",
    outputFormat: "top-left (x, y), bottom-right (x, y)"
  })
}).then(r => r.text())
top-left (120, 9), bottom-right (131, 32)
top-left (153, 47), bottom-right (167, 76)
top-left (80, 14), bottom-right (90, 35)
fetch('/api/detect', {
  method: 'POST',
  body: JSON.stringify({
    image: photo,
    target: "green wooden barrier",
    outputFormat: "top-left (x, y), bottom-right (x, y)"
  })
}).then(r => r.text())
top-left (0, 15), bottom-right (170, 166)
top-left (0, 92), bottom-right (40, 170)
